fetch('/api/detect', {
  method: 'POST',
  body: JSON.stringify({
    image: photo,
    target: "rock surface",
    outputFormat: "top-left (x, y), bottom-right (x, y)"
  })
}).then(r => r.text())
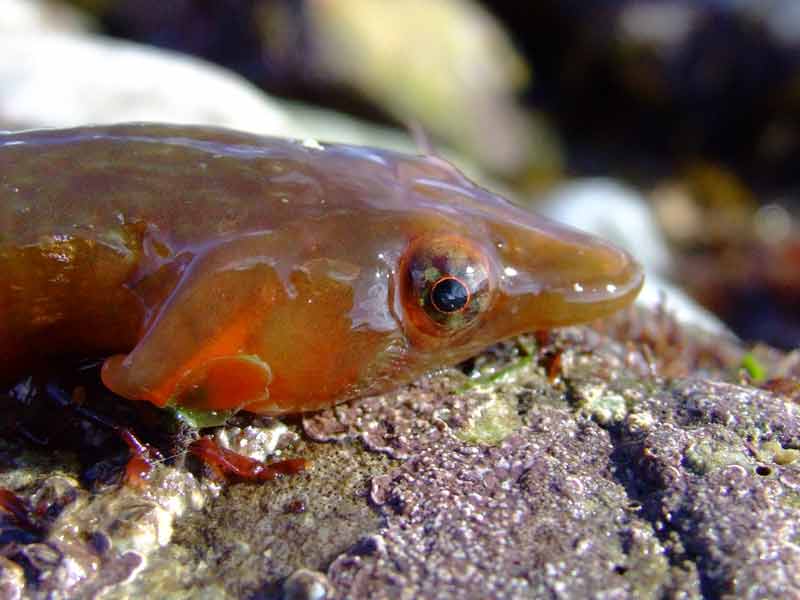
top-left (2, 316), bottom-right (799, 599)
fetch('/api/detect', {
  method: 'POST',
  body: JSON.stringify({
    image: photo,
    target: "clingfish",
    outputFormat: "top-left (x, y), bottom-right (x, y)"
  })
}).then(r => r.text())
top-left (0, 124), bottom-right (643, 416)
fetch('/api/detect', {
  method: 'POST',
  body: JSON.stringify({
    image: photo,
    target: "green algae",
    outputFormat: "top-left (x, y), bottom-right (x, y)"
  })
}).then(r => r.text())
top-left (456, 395), bottom-right (522, 445)
top-left (740, 353), bottom-right (767, 383)
top-left (573, 381), bottom-right (628, 425)
top-left (757, 440), bottom-right (800, 466)
top-left (684, 440), bottom-right (752, 475)
top-left (171, 407), bottom-right (234, 429)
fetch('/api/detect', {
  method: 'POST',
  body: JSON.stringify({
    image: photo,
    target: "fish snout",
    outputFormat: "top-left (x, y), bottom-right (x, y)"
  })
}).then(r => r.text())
top-left (492, 222), bottom-right (644, 331)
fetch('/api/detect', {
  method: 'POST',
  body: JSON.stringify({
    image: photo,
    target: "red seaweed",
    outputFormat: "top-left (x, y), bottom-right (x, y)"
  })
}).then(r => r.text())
top-left (189, 437), bottom-right (306, 482)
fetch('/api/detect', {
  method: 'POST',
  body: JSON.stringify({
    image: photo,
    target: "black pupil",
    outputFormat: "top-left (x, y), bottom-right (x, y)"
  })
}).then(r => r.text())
top-left (431, 277), bottom-right (469, 313)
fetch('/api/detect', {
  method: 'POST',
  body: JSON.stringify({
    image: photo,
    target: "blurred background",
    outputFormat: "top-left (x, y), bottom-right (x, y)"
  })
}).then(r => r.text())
top-left (3, 0), bottom-right (800, 350)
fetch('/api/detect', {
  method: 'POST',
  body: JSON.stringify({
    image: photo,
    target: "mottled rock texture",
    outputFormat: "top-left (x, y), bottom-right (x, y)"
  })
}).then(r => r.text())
top-left (1, 312), bottom-right (799, 599)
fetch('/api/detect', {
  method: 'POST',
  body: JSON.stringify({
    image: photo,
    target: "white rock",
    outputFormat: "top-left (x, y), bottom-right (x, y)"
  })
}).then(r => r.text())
top-left (0, 0), bottom-right (90, 34)
top-left (0, 32), bottom-right (293, 134)
top-left (0, 29), bottom-right (448, 155)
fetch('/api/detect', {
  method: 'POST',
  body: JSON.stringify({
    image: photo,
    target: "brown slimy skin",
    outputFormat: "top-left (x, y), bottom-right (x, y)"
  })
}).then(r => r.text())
top-left (0, 124), bottom-right (643, 415)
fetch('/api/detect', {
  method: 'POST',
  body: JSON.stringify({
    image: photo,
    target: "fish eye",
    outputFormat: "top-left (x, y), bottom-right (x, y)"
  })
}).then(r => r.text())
top-left (400, 235), bottom-right (494, 337)
top-left (430, 276), bottom-right (470, 313)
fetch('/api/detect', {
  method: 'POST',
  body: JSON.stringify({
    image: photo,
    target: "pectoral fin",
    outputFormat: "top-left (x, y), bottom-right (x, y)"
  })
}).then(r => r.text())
top-left (101, 239), bottom-right (284, 412)
top-left (169, 354), bottom-right (272, 411)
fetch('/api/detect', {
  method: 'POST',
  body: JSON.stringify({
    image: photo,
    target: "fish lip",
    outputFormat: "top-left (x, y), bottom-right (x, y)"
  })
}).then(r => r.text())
top-left (500, 266), bottom-right (645, 305)
top-left (560, 262), bottom-right (645, 304)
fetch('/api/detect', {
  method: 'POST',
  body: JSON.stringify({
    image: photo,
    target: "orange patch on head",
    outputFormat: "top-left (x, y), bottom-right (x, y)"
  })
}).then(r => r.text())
top-left (174, 355), bottom-right (272, 411)
top-left (134, 308), bottom-right (267, 408)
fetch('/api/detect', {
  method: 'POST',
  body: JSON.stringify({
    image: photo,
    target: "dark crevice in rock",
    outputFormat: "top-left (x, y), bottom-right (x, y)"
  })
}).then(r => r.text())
top-left (604, 425), bottom-right (714, 599)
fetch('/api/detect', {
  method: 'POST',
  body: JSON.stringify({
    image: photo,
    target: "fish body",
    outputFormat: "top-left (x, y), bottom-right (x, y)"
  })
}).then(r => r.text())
top-left (0, 124), bottom-right (642, 415)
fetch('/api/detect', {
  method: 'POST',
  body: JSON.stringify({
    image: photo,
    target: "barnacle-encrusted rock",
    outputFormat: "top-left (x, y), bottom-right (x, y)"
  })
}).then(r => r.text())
top-left (0, 284), bottom-right (795, 600)
top-left (3, 316), bottom-right (800, 598)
